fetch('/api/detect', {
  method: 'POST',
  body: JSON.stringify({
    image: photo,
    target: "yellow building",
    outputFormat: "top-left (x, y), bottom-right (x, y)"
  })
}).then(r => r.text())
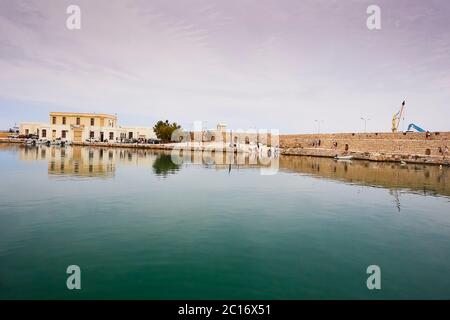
top-left (20, 112), bottom-right (155, 143)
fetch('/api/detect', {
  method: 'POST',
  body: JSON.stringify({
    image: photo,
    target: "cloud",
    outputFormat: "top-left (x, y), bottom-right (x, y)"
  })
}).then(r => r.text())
top-left (0, 0), bottom-right (449, 132)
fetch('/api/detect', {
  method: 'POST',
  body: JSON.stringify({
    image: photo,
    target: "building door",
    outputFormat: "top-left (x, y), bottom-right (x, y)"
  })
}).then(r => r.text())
top-left (100, 132), bottom-right (104, 142)
top-left (73, 130), bottom-right (82, 142)
top-left (52, 130), bottom-right (56, 139)
top-left (128, 132), bottom-right (133, 139)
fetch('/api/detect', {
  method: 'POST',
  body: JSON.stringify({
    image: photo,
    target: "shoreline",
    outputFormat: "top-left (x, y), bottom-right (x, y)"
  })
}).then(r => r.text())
top-left (281, 147), bottom-right (449, 166)
top-left (1, 138), bottom-right (449, 166)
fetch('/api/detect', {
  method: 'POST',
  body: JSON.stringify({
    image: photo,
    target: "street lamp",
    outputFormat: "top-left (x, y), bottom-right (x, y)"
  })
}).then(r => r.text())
top-left (360, 117), bottom-right (370, 133)
top-left (314, 120), bottom-right (324, 134)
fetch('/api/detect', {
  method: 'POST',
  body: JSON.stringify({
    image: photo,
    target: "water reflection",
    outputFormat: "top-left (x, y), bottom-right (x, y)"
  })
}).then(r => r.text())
top-left (390, 189), bottom-right (401, 212)
top-left (19, 145), bottom-right (115, 178)
top-left (279, 155), bottom-right (450, 198)
top-left (11, 144), bottom-right (450, 197)
top-left (16, 145), bottom-right (274, 178)
top-left (152, 153), bottom-right (180, 177)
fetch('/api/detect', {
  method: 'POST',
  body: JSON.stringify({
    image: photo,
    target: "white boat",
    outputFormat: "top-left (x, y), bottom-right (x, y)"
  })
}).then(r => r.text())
top-left (51, 140), bottom-right (67, 146)
top-left (35, 139), bottom-right (50, 145)
top-left (25, 139), bottom-right (36, 145)
top-left (334, 155), bottom-right (354, 160)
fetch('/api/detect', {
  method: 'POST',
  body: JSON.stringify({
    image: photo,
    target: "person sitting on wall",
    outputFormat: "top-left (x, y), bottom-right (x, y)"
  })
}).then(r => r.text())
top-left (426, 131), bottom-right (431, 139)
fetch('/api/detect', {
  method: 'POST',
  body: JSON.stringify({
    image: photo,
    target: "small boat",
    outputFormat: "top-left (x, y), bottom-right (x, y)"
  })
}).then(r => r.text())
top-left (51, 140), bottom-right (66, 146)
top-left (35, 139), bottom-right (49, 145)
top-left (334, 155), bottom-right (354, 160)
top-left (25, 139), bottom-right (36, 145)
top-left (400, 161), bottom-right (407, 166)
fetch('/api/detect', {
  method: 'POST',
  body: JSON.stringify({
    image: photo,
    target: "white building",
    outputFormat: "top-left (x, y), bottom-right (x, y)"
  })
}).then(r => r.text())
top-left (20, 112), bottom-right (156, 143)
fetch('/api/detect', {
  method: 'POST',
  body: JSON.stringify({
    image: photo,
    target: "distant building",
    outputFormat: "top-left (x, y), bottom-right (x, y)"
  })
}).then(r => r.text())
top-left (216, 123), bottom-right (227, 131)
top-left (186, 122), bottom-right (275, 147)
top-left (20, 112), bottom-right (155, 142)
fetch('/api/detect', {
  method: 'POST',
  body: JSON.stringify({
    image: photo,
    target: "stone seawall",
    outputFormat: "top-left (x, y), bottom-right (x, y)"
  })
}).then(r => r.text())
top-left (2, 131), bottom-right (450, 165)
top-left (280, 131), bottom-right (450, 165)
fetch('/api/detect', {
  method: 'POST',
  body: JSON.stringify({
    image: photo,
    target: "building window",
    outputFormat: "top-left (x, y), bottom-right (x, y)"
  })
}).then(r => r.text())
top-left (62, 117), bottom-right (66, 125)
top-left (109, 132), bottom-right (114, 140)
top-left (90, 131), bottom-right (95, 139)
top-left (128, 132), bottom-right (133, 139)
top-left (25, 129), bottom-right (29, 135)
top-left (76, 117), bottom-right (80, 125)
top-left (42, 129), bottom-right (47, 138)
top-left (52, 117), bottom-right (56, 124)
top-left (61, 130), bottom-right (67, 138)
top-left (91, 118), bottom-right (95, 126)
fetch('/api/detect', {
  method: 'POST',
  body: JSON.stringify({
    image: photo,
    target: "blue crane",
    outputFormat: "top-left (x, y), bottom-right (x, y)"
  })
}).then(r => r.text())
top-left (407, 123), bottom-right (426, 132)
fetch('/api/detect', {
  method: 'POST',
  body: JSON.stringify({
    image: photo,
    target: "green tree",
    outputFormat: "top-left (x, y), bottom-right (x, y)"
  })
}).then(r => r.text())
top-left (153, 120), bottom-right (181, 143)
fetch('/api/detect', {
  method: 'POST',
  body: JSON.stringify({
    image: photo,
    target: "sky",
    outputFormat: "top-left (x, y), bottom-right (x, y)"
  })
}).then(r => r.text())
top-left (0, 0), bottom-right (449, 133)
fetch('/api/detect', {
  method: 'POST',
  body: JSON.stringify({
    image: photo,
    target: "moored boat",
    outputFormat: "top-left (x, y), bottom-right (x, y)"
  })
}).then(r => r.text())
top-left (334, 155), bottom-right (354, 160)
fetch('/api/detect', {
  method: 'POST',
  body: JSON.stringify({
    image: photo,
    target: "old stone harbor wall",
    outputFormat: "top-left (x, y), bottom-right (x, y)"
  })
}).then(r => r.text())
top-left (2, 130), bottom-right (450, 165)
top-left (280, 131), bottom-right (450, 165)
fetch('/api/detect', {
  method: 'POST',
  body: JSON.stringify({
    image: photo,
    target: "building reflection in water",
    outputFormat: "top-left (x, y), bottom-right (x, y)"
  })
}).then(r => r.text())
top-left (39, 146), bottom-right (115, 178)
top-left (278, 155), bottom-right (450, 198)
top-left (17, 145), bottom-right (276, 178)
top-left (15, 145), bottom-right (450, 199)
top-left (169, 148), bottom-right (277, 174)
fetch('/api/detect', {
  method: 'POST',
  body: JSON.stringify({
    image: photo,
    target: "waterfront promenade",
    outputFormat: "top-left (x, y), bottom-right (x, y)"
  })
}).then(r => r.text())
top-left (1, 130), bottom-right (449, 165)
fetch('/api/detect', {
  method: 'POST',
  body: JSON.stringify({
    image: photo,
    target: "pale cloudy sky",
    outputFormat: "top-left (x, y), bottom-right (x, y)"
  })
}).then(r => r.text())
top-left (0, 0), bottom-right (449, 133)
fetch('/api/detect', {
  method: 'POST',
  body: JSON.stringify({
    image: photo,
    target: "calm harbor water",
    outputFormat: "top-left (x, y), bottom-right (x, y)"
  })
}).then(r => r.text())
top-left (0, 144), bottom-right (449, 299)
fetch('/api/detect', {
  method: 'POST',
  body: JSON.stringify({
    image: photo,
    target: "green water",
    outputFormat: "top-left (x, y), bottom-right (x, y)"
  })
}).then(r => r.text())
top-left (0, 145), bottom-right (449, 299)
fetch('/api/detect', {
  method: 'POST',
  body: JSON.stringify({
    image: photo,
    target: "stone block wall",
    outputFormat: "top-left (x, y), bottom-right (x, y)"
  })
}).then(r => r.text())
top-left (280, 131), bottom-right (450, 157)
